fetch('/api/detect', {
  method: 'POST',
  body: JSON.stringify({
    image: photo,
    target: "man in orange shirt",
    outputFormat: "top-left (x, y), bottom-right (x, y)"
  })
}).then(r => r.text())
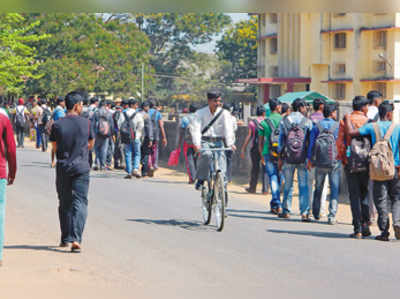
top-left (337, 96), bottom-right (370, 239)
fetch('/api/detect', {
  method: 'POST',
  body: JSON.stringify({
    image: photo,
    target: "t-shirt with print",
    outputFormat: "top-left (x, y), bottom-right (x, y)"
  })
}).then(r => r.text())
top-left (259, 112), bottom-right (282, 156)
top-left (359, 121), bottom-right (400, 166)
top-left (50, 115), bottom-right (94, 176)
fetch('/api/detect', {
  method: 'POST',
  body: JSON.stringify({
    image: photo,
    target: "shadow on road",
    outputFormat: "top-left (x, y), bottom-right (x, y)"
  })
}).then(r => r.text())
top-left (227, 208), bottom-right (270, 215)
top-left (268, 229), bottom-right (350, 239)
top-left (4, 245), bottom-right (69, 253)
top-left (228, 213), bottom-right (304, 223)
top-left (127, 218), bottom-right (215, 232)
top-left (140, 179), bottom-right (189, 185)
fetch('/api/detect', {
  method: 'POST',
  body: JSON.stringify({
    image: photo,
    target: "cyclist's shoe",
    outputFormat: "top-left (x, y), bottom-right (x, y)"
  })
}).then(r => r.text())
top-left (195, 180), bottom-right (204, 191)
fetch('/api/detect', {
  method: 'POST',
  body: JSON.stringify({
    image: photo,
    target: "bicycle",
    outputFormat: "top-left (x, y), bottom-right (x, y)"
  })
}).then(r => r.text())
top-left (200, 147), bottom-right (231, 232)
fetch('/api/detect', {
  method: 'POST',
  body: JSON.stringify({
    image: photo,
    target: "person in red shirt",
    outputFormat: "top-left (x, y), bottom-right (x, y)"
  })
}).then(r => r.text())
top-left (0, 113), bottom-right (17, 266)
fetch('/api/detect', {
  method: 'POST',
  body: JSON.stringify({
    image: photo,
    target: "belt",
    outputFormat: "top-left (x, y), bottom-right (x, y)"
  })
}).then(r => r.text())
top-left (201, 136), bottom-right (224, 142)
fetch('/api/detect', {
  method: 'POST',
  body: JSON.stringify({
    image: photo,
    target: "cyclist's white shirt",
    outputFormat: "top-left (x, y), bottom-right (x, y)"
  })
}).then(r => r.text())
top-left (190, 106), bottom-right (235, 148)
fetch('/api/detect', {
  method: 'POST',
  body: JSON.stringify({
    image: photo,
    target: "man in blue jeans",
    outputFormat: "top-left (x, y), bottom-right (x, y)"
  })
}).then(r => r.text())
top-left (50, 91), bottom-right (94, 252)
top-left (259, 98), bottom-right (282, 214)
top-left (121, 100), bottom-right (144, 179)
top-left (93, 101), bottom-right (114, 171)
top-left (278, 98), bottom-right (313, 221)
top-left (307, 103), bottom-right (341, 225)
top-left (0, 112), bottom-right (17, 266)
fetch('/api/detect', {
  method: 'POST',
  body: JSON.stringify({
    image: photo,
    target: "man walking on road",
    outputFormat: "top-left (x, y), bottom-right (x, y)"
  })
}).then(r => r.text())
top-left (0, 112), bottom-right (17, 266)
top-left (50, 91), bottom-right (94, 252)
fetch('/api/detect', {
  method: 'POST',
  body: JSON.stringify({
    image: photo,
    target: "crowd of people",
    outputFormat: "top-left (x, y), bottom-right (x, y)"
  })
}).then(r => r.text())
top-left (237, 90), bottom-right (400, 242)
top-left (0, 88), bottom-right (399, 266)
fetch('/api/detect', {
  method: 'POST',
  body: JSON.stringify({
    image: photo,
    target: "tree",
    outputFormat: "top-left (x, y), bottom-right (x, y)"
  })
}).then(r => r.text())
top-left (216, 17), bottom-right (257, 85)
top-left (0, 13), bottom-right (48, 95)
top-left (133, 13), bottom-right (231, 97)
top-left (24, 13), bottom-right (151, 98)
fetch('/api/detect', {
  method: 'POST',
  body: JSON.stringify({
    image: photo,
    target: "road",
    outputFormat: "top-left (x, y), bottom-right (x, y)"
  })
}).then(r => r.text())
top-left (1, 148), bottom-right (399, 299)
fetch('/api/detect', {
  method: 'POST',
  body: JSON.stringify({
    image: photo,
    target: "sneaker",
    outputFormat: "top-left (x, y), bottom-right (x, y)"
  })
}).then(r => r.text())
top-left (375, 233), bottom-right (390, 242)
top-left (362, 224), bottom-right (372, 237)
top-left (301, 214), bottom-right (312, 222)
top-left (394, 226), bottom-right (400, 240)
top-left (278, 213), bottom-right (290, 219)
top-left (124, 174), bottom-right (132, 179)
top-left (195, 180), bottom-right (204, 191)
top-left (350, 232), bottom-right (362, 239)
top-left (93, 166), bottom-right (99, 171)
top-left (328, 218), bottom-right (337, 225)
top-left (132, 169), bottom-right (141, 178)
top-left (245, 188), bottom-right (256, 194)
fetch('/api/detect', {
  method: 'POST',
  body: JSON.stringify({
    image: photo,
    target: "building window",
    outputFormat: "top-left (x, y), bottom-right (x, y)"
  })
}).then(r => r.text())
top-left (270, 13), bottom-right (278, 24)
top-left (374, 31), bottom-right (387, 49)
top-left (270, 66), bottom-right (279, 77)
top-left (334, 13), bottom-right (346, 17)
top-left (335, 83), bottom-right (346, 100)
top-left (334, 33), bottom-right (346, 49)
top-left (374, 83), bottom-right (387, 98)
top-left (269, 37), bottom-right (278, 54)
top-left (375, 61), bottom-right (386, 73)
top-left (270, 85), bottom-right (281, 98)
top-left (335, 63), bottom-right (346, 74)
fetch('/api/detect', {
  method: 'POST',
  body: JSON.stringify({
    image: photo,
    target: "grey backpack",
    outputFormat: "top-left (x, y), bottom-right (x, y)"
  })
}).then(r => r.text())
top-left (312, 122), bottom-right (339, 168)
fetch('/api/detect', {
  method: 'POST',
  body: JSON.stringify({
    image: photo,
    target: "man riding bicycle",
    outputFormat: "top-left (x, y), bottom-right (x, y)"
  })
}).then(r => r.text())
top-left (190, 90), bottom-right (236, 191)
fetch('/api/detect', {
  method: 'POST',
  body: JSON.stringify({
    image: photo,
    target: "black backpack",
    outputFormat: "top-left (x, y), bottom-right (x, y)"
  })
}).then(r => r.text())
top-left (312, 122), bottom-right (339, 168)
top-left (347, 120), bottom-right (371, 173)
top-left (250, 119), bottom-right (262, 152)
top-left (120, 111), bottom-right (136, 144)
top-left (266, 118), bottom-right (280, 161)
top-left (41, 108), bottom-right (51, 126)
top-left (15, 107), bottom-right (26, 128)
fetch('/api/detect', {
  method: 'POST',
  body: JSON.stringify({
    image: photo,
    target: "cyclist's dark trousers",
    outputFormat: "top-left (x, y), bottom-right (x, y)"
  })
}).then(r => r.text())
top-left (346, 170), bottom-right (370, 234)
top-left (197, 140), bottom-right (226, 184)
top-left (16, 125), bottom-right (25, 147)
top-left (249, 147), bottom-right (268, 193)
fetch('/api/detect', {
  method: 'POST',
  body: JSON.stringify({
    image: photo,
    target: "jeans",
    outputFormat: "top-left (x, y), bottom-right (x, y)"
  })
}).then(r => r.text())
top-left (141, 137), bottom-right (152, 176)
top-left (35, 125), bottom-right (42, 148)
top-left (149, 141), bottom-right (159, 169)
top-left (264, 155), bottom-right (281, 209)
top-left (94, 135), bottom-right (109, 169)
top-left (308, 167), bottom-right (328, 216)
top-left (249, 148), bottom-right (269, 193)
top-left (39, 125), bottom-right (48, 152)
top-left (197, 140), bottom-right (227, 185)
top-left (346, 170), bottom-right (370, 233)
top-left (313, 163), bottom-right (341, 219)
top-left (106, 137), bottom-right (114, 167)
top-left (56, 168), bottom-right (90, 244)
top-left (125, 139), bottom-right (141, 174)
top-left (183, 142), bottom-right (197, 182)
top-left (16, 126), bottom-right (25, 147)
top-left (282, 162), bottom-right (309, 215)
top-left (373, 171), bottom-right (400, 236)
top-left (0, 179), bottom-right (7, 260)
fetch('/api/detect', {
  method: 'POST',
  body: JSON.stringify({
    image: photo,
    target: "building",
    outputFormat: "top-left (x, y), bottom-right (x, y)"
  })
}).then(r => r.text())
top-left (239, 13), bottom-right (400, 103)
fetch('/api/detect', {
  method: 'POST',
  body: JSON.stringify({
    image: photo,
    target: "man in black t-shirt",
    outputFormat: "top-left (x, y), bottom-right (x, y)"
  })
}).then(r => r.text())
top-left (50, 91), bottom-right (95, 253)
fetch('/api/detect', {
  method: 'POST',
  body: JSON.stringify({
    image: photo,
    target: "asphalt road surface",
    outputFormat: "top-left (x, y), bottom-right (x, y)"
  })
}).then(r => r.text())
top-left (2, 148), bottom-right (400, 299)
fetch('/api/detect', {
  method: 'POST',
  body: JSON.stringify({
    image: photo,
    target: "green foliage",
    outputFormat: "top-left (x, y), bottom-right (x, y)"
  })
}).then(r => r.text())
top-left (134, 13), bottom-right (231, 97)
top-left (24, 13), bottom-right (151, 98)
top-left (0, 13), bottom-right (48, 94)
top-left (216, 16), bottom-right (258, 84)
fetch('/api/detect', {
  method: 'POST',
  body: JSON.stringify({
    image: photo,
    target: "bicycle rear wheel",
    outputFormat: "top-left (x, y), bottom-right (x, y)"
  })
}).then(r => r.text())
top-left (214, 172), bottom-right (225, 232)
top-left (201, 184), bottom-right (211, 225)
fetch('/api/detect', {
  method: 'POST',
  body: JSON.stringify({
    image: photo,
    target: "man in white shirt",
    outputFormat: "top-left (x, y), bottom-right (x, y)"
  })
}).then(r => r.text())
top-left (366, 90), bottom-right (383, 121)
top-left (190, 91), bottom-right (235, 190)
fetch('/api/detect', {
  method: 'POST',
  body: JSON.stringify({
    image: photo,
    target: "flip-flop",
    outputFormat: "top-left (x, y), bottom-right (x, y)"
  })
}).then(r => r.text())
top-left (71, 245), bottom-right (82, 253)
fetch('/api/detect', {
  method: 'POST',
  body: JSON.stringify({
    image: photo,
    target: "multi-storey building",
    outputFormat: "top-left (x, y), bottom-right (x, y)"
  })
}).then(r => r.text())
top-left (239, 13), bottom-right (400, 103)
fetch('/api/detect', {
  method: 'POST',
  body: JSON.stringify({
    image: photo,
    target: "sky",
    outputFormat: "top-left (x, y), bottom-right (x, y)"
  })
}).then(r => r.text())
top-left (195, 13), bottom-right (250, 54)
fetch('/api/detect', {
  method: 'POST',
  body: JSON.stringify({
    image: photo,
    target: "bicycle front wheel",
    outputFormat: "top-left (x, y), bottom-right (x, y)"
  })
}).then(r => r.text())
top-left (214, 172), bottom-right (226, 232)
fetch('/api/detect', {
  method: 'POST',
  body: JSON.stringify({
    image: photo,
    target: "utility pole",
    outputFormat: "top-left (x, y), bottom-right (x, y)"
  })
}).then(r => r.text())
top-left (141, 63), bottom-right (144, 103)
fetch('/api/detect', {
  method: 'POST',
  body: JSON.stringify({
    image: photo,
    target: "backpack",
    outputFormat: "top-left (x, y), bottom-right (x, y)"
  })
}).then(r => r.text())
top-left (369, 123), bottom-right (396, 181)
top-left (113, 110), bottom-right (122, 130)
top-left (347, 121), bottom-right (371, 173)
top-left (96, 110), bottom-right (111, 137)
top-left (41, 108), bottom-right (51, 126)
top-left (250, 119), bottom-right (262, 152)
top-left (284, 117), bottom-right (307, 164)
top-left (265, 118), bottom-right (280, 161)
top-left (312, 122), bottom-right (339, 168)
top-left (15, 107), bottom-right (26, 128)
top-left (120, 111), bottom-right (136, 144)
